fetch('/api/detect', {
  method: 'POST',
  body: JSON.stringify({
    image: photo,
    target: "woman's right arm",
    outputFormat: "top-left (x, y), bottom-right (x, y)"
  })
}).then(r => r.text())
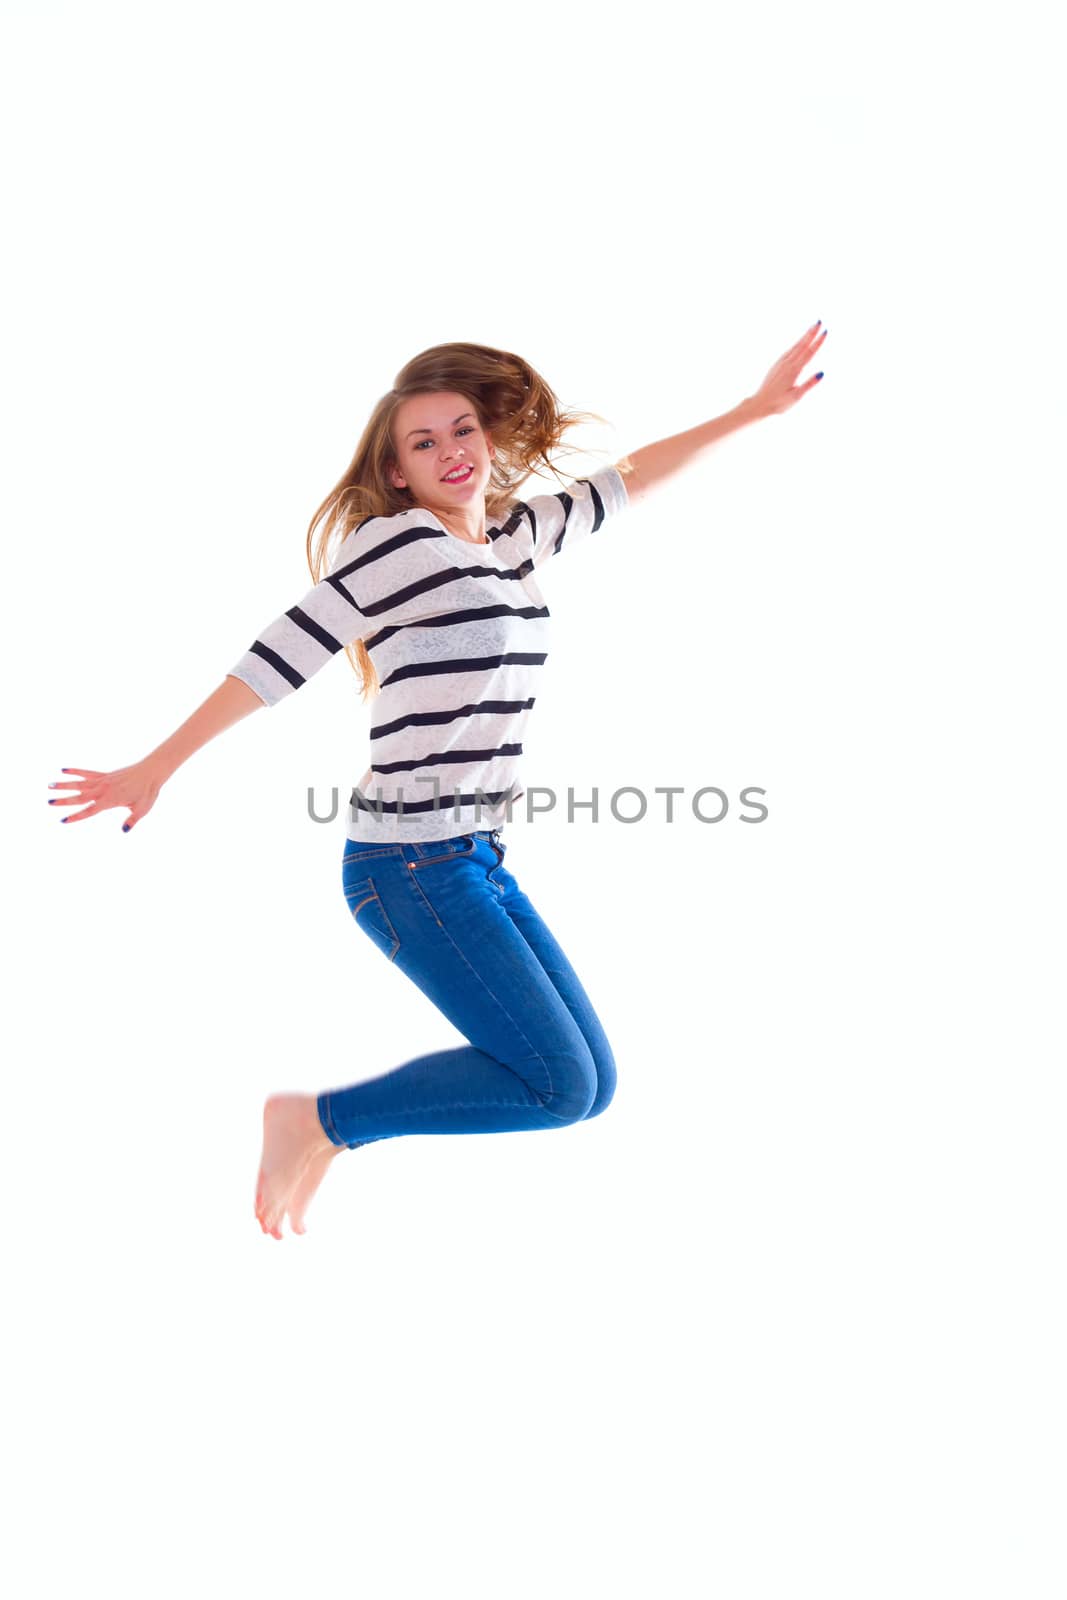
top-left (50, 674), bottom-right (266, 832)
top-left (147, 674), bottom-right (266, 782)
top-left (51, 515), bottom-right (384, 832)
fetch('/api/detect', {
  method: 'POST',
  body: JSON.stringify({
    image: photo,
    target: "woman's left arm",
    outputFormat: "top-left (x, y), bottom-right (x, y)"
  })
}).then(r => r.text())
top-left (616, 320), bottom-right (828, 506)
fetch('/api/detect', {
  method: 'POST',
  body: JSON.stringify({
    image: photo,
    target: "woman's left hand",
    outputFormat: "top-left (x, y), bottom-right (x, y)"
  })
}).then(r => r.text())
top-left (749, 321), bottom-right (828, 418)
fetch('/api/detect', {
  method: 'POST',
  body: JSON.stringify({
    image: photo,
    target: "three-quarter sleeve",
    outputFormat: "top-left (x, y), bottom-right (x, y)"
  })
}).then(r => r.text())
top-left (519, 463), bottom-right (630, 570)
top-left (227, 527), bottom-right (371, 708)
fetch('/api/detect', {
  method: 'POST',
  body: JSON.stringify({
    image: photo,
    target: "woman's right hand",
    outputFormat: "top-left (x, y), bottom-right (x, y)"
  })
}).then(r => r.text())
top-left (47, 759), bottom-right (167, 833)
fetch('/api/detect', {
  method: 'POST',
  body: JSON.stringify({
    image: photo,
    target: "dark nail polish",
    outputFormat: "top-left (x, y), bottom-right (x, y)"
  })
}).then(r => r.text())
top-left (122, 823), bottom-right (130, 832)
top-left (816, 372), bottom-right (824, 380)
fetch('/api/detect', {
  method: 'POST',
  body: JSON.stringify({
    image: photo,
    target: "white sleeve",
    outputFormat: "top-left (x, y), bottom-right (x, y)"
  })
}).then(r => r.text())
top-left (520, 463), bottom-right (630, 569)
top-left (226, 527), bottom-right (372, 707)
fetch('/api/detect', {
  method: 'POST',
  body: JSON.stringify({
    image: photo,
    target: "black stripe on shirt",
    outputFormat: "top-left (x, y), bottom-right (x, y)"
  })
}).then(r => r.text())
top-left (287, 604), bottom-right (345, 655)
top-left (248, 640), bottom-right (306, 691)
top-left (370, 697), bottom-right (536, 740)
top-left (373, 742), bottom-right (524, 775)
top-left (364, 601), bottom-right (549, 653)
top-left (381, 651), bottom-right (548, 688)
top-left (347, 787), bottom-right (516, 817)
top-left (329, 521), bottom-right (448, 584)
top-left (357, 560), bottom-right (531, 619)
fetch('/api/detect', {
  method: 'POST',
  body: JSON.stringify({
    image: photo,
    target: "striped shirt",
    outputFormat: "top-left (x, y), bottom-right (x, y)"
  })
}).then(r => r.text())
top-left (227, 462), bottom-right (631, 841)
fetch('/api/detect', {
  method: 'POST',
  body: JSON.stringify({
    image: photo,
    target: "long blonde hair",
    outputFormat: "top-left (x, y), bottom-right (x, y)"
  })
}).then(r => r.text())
top-left (305, 341), bottom-right (612, 701)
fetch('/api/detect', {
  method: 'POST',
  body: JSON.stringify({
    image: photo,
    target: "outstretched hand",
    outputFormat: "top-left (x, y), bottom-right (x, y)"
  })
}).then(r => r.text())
top-left (749, 320), bottom-right (827, 418)
top-left (47, 760), bottom-right (164, 833)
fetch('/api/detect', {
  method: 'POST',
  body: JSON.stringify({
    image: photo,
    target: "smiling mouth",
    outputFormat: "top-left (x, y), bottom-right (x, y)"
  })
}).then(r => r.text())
top-left (441, 465), bottom-right (473, 483)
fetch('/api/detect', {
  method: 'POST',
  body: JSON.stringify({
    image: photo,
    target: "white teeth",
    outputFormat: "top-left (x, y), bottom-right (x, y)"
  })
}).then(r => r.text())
top-left (442, 466), bottom-right (472, 481)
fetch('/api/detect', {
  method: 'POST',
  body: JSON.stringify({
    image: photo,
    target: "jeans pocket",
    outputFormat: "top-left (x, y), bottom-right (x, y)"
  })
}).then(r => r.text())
top-left (344, 874), bottom-right (401, 962)
top-left (410, 834), bottom-right (478, 868)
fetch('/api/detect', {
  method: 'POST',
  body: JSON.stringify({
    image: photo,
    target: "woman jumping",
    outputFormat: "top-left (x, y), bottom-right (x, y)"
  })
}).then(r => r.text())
top-left (48, 325), bottom-right (827, 1238)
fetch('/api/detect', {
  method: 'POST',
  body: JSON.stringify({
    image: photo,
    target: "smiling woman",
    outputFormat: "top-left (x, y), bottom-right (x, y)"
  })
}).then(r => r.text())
top-left (301, 341), bottom-right (614, 694)
top-left (49, 324), bottom-right (827, 1239)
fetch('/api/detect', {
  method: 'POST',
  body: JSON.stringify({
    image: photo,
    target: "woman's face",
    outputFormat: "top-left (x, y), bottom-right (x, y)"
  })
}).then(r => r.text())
top-left (389, 391), bottom-right (495, 511)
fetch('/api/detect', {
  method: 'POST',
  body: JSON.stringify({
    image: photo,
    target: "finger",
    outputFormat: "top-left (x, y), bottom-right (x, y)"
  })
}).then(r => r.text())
top-left (49, 780), bottom-right (111, 803)
top-left (58, 768), bottom-right (106, 778)
top-left (788, 323), bottom-right (824, 360)
top-left (781, 326), bottom-right (815, 361)
top-left (61, 805), bottom-right (102, 823)
top-left (794, 332), bottom-right (827, 374)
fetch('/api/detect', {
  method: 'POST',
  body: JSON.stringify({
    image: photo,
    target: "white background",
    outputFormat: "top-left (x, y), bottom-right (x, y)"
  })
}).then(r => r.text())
top-left (6, 0), bottom-right (1064, 1595)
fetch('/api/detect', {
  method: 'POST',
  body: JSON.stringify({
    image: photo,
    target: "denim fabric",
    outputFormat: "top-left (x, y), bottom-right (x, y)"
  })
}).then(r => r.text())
top-left (317, 829), bottom-right (617, 1148)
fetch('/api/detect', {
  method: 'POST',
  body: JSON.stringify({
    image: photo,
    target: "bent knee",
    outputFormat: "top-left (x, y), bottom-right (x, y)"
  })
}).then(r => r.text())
top-left (542, 1042), bottom-right (618, 1124)
top-left (536, 1048), bottom-right (598, 1124)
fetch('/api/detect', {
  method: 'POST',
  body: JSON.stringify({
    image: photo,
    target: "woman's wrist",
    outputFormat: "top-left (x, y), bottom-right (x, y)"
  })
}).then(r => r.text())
top-left (141, 748), bottom-right (178, 785)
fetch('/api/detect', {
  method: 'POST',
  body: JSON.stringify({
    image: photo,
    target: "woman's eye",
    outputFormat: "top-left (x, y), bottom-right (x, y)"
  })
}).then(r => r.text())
top-left (415, 426), bottom-right (475, 451)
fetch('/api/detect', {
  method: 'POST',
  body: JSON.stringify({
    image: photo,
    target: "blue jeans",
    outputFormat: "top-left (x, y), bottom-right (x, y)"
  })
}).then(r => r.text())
top-left (316, 828), bottom-right (617, 1148)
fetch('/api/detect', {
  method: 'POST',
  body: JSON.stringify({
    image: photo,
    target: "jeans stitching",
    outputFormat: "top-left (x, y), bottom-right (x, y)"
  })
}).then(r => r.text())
top-left (318, 1094), bottom-right (345, 1145)
top-left (411, 836), bottom-right (477, 866)
top-left (345, 879), bottom-right (402, 962)
top-left (338, 1098), bottom-right (554, 1123)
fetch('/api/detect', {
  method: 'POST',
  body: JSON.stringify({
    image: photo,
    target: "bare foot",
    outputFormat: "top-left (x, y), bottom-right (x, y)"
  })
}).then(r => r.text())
top-left (254, 1093), bottom-right (338, 1238)
top-left (287, 1141), bottom-right (348, 1234)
